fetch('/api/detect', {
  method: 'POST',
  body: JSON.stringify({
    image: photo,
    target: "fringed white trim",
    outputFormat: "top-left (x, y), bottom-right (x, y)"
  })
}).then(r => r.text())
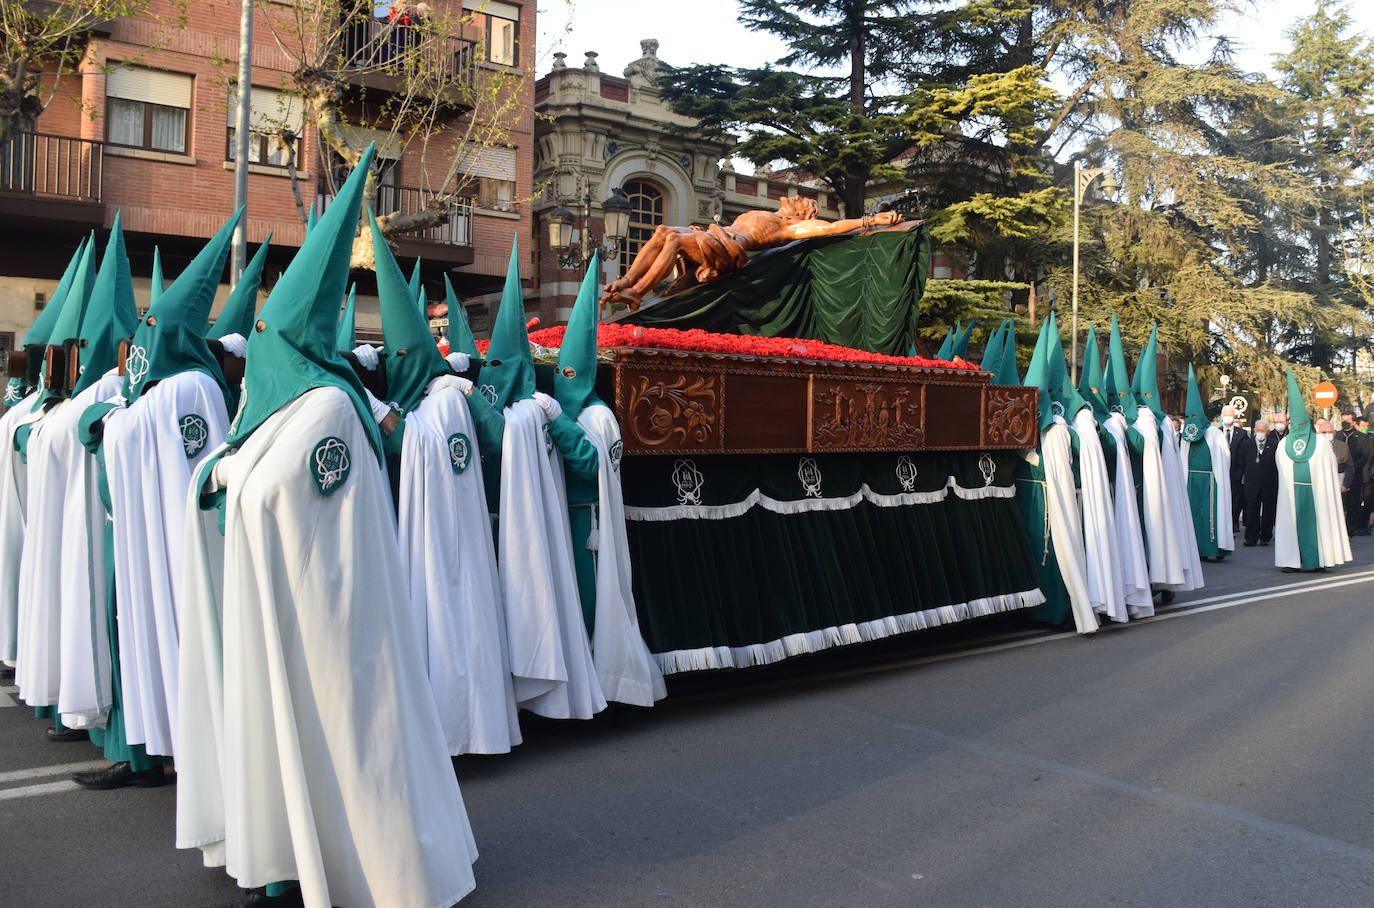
top-left (652, 587), bottom-right (1047, 675)
top-left (627, 477), bottom-right (1015, 522)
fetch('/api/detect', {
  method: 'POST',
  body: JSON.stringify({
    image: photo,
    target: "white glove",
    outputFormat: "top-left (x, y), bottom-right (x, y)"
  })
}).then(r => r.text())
top-left (211, 456), bottom-right (231, 490)
top-left (101, 396), bottom-right (129, 425)
top-left (532, 391), bottom-right (562, 422)
top-left (352, 344), bottom-right (380, 371)
top-left (363, 386), bottom-right (393, 424)
top-left (218, 333), bottom-right (247, 358)
top-left (445, 351), bottom-right (470, 372)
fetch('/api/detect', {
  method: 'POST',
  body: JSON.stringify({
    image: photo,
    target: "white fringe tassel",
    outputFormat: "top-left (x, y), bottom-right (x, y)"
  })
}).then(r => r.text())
top-left (652, 587), bottom-right (1047, 675)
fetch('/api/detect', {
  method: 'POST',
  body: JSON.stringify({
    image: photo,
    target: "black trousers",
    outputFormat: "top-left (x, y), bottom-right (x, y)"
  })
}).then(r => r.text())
top-left (1244, 490), bottom-right (1277, 544)
top-left (1346, 483), bottom-right (1368, 533)
top-left (1231, 479), bottom-right (1245, 527)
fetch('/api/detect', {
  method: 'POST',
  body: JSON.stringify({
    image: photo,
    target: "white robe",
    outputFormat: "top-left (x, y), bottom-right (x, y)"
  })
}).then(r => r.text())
top-left (0, 391), bottom-right (42, 663)
top-left (1133, 407), bottom-right (1196, 591)
top-left (102, 370), bottom-right (229, 755)
top-left (1274, 435), bottom-right (1352, 570)
top-left (577, 404), bottom-right (666, 707)
top-left (176, 386), bottom-right (477, 908)
top-left (1103, 413), bottom-right (1153, 617)
top-left (1159, 415), bottom-right (1204, 591)
top-left (397, 375), bottom-right (521, 755)
top-left (1042, 419), bottom-right (1097, 635)
top-left (1203, 426), bottom-right (1234, 553)
top-left (498, 399), bottom-right (606, 720)
top-left (1070, 408), bottom-right (1126, 623)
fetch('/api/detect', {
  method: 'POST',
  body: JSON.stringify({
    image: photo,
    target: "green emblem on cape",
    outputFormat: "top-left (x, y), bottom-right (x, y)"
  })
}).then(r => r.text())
top-left (479, 384), bottom-right (497, 406)
top-left (310, 436), bottom-right (351, 496)
top-left (4, 379), bottom-right (23, 406)
top-left (447, 432), bottom-right (471, 474)
top-left (609, 438), bottom-right (623, 473)
top-left (179, 413), bottom-right (210, 458)
top-left (125, 343), bottom-right (151, 388)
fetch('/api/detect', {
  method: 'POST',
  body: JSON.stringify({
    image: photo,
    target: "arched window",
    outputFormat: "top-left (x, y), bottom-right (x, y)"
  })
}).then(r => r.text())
top-left (619, 180), bottom-right (665, 277)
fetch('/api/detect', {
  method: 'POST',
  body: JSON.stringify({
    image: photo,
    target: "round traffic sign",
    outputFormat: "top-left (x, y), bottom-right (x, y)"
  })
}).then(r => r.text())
top-left (1313, 381), bottom-right (1338, 407)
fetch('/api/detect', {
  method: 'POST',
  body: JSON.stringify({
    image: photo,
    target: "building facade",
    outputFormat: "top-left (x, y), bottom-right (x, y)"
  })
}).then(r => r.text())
top-left (0, 0), bottom-right (535, 366)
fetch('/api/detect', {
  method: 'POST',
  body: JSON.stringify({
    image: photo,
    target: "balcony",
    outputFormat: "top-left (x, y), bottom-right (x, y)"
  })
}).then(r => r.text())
top-left (0, 132), bottom-right (106, 227)
top-left (337, 18), bottom-right (477, 111)
top-left (317, 182), bottom-right (475, 267)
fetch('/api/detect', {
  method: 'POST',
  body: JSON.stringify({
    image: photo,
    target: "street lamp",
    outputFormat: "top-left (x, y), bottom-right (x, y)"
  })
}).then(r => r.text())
top-left (1071, 160), bottom-right (1119, 383)
top-left (547, 186), bottom-right (631, 272)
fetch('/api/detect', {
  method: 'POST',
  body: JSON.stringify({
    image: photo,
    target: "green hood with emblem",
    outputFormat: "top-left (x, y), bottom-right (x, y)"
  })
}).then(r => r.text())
top-left (554, 251), bottom-right (602, 418)
top-left (372, 214), bottom-right (449, 414)
top-left (1282, 368), bottom-right (1316, 463)
top-left (1104, 314), bottom-right (1135, 416)
top-left (1045, 311), bottom-right (1089, 420)
top-left (1181, 364), bottom-right (1210, 444)
top-left (443, 274), bottom-right (480, 360)
top-left (477, 236), bottom-right (534, 409)
top-left (1078, 324), bottom-right (1111, 422)
top-left (210, 234), bottom-right (271, 340)
top-left (72, 211), bottom-right (139, 397)
top-left (225, 143), bottom-right (383, 464)
top-left (123, 208), bottom-right (242, 405)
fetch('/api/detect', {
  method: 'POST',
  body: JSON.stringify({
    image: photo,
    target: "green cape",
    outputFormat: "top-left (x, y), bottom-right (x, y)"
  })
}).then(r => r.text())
top-left (372, 215), bottom-right (449, 414)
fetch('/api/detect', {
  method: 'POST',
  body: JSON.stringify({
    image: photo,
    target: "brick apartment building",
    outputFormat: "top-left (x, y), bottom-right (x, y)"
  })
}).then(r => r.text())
top-left (0, 0), bottom-right (535, 368)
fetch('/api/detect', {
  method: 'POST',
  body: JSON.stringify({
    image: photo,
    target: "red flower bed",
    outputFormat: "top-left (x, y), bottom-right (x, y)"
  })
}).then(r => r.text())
top-left (475, 324), bottom-right (977, 370)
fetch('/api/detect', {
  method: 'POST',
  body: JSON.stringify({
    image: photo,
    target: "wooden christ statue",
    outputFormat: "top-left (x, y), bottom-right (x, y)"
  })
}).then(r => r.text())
top-left (600, 196), bottom-right (904, 310)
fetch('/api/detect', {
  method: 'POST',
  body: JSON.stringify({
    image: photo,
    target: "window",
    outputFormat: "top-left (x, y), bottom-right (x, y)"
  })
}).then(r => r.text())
top-left (620, 180), bottom-right (665, 277)
top-left (458, 143), bottom-right (516, 211)
top-left (227, 86), bottom-right (306, 168)
top-left (106, 65), bottom-right (192, 153)
top-left (464, 1), bottom-right (520, 66)
top-left (478, 176), bottom-right (515, 212)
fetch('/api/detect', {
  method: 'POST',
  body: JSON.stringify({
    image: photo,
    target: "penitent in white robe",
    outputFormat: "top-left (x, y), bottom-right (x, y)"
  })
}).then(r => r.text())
top-left (398, 375), bottom-right (521, 755)
top-left (102, 370), bottom-right (229, 755)
top-left (1159, 416), bottom-right (1204, 591)
top-left (1070, 408), bottom-right (1127, 623)
top-left (1133, 407), bottom-right (1198, 592)
top-left (1042, 419), bottom-right (1098, 635)
top-left (176, 386), bottom-right (477, 908)
top-left (577, 404), bottom-right (666, 706)
top-left (0, 391), bottom-right (43, 663)
top-left (1274, 435), bottom-right (1352, 570)
top-left (499, 399), bottom-right (606, 720)
top-left (1103, 413), bottom-right (1153, 617)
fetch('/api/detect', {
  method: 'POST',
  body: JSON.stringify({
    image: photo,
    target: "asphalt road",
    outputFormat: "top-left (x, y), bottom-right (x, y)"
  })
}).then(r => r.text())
top-left (3, 535), bottom-right (1373, 907)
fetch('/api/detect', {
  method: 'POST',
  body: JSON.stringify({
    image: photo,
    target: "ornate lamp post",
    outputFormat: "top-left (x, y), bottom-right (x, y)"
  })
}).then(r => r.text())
top-left (547, 186), bottom-right (632, 273)
top-left (1072, 161), bottom-right (1119, 383)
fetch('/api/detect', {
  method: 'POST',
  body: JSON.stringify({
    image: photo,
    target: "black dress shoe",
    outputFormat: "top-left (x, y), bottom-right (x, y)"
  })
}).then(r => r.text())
top-left (1243, 541), bottom-right (1257, 547)
top-left (1281, 566), bottom-right (1299, 573)
top-left (235, 887), bottom-right (305, 908)
top-left (45, 726), bottom-right (89, 743)
top-left (72, 761), bottom-right (169, 790)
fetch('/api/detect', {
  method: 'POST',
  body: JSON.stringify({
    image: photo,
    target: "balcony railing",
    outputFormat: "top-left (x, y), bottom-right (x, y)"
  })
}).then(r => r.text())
top-left (338, 18), bottom-right (476, 91)
top-left (317, 183), bottom-right (473, 248)
top-left (0, 132), bottom-right (104, 202)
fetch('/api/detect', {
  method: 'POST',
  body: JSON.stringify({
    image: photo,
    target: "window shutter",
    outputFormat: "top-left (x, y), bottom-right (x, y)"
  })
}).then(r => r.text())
top-left (463, 0), bottom-right (520, 20)
top-left (460, 144), bottom-right (516, 181)
top-left (107, 66), bottom-right (193, 109)
top-left (228, 87), bottom-right (306, 133)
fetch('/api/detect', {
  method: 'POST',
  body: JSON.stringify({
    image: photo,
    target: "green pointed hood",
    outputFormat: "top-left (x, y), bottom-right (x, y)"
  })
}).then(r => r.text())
top-left (46, 232), bottom-right (99, 351)
top-left (408, 257), bottom-right (423, 307)
top-left (306, 205), bottom-right (318, 235)
top-left (951, 318), bottom-right (977, 359)
top-left (1133, 323), bottom-right (1166, 421)
top-left (1181, 365), bottom-right (1210, 444)
top-left (1045, 311), bottom-right (1089, 420)
top-left (150, 247), bottom-right (165, 308)
top-left (22, 235), bottom-right (88, 351)
top-left (1078, 324), bottom-right (1111, 421)
top-left (1282, 368), bottom-right (1316, 463)
top-left (994, 320), bottom-right (1019, 385)
top-left (372, 215), bottom-right (448, 414)
top-left (211, 234), bottom-right (272, 340)
top-left (979, 319), bottom-right (1006, 372)
top-left (72, 211), bottom-right (139, 396)
top-left (1022, 317), bottom-right (1057, 432)
top-left (935, 321), bottom-right (959, 360)
top-left (1104, 315), bottom-right (1135, 416)
top-left (443, 274), bottom-right (479, 359)
top-left (335, 283), bottom-right (357, 353)
top-left (226, 143), bottom-right (383, 463)
top-left (477, 236), bottom-right (534, 409)
top-left (123, 208), bottom-right (242, 404)
top-left (554, 251), bottom-right (602, 417)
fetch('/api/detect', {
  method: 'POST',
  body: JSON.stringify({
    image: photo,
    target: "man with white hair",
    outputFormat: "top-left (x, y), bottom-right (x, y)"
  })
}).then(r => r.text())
top-left (1220, 403), bottom-right (1247, 533)
top-left (1238, 418), bottom-right (1279, 547)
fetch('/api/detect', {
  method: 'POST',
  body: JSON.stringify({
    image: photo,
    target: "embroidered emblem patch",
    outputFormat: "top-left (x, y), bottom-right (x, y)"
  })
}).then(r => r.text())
top-left (543, 423), bottom-right (554, 454)
top-left (609, 439), bottom-right (623, 473)
top-left (672, 458), bottom-right (704, 505)
top-left (310, 436), bottom-right (351, 496)
top-left (979, 452), bottom-right (996, 486)
top-left (179, 413), bottom-right (209, 458)
top-left (1182, 423), bottom-right (1200, 442)
top-left (4, 380), bottom-right (23, 406)
top-left (479, 384), bottom-right (498, 405)
top-left (1292, 437), bottom-right (1307, 456)
top-left (896, 455), bottom-right (918, 491)
top-left (1050, 400), bottom-right (1065, 419)
top-left (798, 457), bottom-right (823, 498)
top-left (125, 344), bottom-right (150, 388)
top-left (447, 432), bottom-right (471, 474)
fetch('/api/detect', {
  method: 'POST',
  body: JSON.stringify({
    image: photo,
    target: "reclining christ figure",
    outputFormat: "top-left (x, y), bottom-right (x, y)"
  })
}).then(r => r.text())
top-left (600, 196), bottom-right (903, 310)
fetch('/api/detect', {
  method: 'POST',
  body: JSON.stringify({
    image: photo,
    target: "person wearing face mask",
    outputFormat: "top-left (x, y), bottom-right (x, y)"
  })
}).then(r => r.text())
top-left (1220, 405), bottom-right (1247, 533)
top-left (1238, 419), bottom-right (1278, 546)
top-left (1273, 373), bottom-right (1351, 572)
top-left (1338, 410), bottom-right (1369, 536)
top-left (1271, 412), bottom-right (1288, 442)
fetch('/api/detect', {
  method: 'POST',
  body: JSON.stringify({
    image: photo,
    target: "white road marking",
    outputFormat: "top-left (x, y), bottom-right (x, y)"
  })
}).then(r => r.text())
top-left (0, 760), bottom-right (109, 785)
top-left (0, 780), bottom-right (81, 801)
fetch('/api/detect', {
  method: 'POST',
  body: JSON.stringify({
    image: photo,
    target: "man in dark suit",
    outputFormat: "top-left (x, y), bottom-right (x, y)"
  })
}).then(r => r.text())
top-left (1221, 404), bottom-right (1248, 532)
top-left (1339, 410), bottom-right (1368, 536)
top-left (1239, 418), bottom-right (1279, 546)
